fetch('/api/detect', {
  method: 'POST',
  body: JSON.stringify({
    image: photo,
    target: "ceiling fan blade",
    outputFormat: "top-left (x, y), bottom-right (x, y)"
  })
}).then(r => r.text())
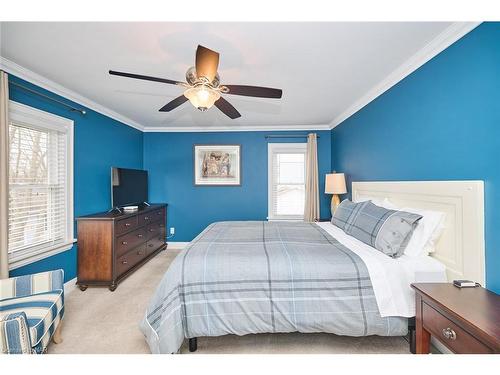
top-left (214, 97), bottom-right (241, 119)
top-left (159, 95), bottom-right (189, 112)
top-left (109, 70), bottom-right (183, 85)
top-left (195, 45), bottom-right (219, 82)
top-left (223, 85), bottom-right (282, 99)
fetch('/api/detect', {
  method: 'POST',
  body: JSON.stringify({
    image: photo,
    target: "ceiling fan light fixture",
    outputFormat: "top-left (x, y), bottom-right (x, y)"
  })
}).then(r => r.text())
top-left (184, 85), bottom-right (220, 111)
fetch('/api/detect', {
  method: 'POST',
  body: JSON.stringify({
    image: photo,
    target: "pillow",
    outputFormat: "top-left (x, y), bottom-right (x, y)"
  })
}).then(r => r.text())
top-left (398, 206), bottom-right (446, 257)
top-left (354, 198), bottom-right (446, 256)
top-left (356, 196), bottom-right (386, 207)
top-left (332, 199), bottom-right (422, 258)
top-left (355, 197), bottom-right (398, 210)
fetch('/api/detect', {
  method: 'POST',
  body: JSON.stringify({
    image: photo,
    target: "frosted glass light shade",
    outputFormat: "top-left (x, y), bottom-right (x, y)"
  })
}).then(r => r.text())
top-left (184, 85), bottom-right (221, 111)
top-left (325, 173), bottom-right (347, 194)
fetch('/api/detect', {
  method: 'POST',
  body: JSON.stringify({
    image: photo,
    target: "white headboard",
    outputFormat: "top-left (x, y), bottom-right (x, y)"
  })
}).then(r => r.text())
top-left (352, 181), bottom-right (485, 285)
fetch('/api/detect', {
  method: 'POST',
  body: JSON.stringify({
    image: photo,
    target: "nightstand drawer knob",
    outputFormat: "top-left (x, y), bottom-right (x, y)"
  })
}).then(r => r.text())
top-left (442, 327), bottom-right (457, 340)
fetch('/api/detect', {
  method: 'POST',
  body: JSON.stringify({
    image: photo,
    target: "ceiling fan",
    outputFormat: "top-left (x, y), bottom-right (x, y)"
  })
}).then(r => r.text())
top-left (109, 45), bottom-right (283, 119)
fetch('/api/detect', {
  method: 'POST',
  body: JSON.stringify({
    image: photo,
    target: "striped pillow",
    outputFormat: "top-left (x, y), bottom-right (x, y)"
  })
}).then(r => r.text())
top-left (332, 200), bottom-right (422, 257)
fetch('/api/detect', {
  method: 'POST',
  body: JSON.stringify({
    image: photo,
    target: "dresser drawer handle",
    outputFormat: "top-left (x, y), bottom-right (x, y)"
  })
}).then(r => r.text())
top-left (122, 241), bottom-right (128, 245)
top-left (144, 216), bottom-right (150, 220)
top-left (122, 260), bottom-right (128, 265)
top-left (149, 228), bottom-right (155, 232)
top-left (137, 234), bottom-right (143, 238)
top-left (148, 244), bottom-right (154, 247)
top-left (137, 250), bottom-right (143, 255)
top-left (442, 328), bottom-right (457, 340)
top-left (125, 223), bottom-right (131, 227)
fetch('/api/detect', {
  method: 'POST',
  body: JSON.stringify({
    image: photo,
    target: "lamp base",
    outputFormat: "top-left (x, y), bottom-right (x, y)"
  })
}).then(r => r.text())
top-left (331, 194), bottom-right (341, 217)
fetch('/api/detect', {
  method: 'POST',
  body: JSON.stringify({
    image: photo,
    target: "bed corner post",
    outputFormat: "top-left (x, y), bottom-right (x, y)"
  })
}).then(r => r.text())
top-left (408, 317), bottom-right (416, 354)
top-left (189, 338), bottom-right (198, 352)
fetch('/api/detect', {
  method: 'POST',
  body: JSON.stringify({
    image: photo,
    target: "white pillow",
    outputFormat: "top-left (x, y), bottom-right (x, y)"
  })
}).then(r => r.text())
top-left (399, 206), bottom-right (445, 257)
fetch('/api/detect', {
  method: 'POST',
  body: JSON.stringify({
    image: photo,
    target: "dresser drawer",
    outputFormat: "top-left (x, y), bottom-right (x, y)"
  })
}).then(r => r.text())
top-left (115, 216), bottom-right (138, 235)
top-left (146, 221), bottom-right (165, 240)
top-left (116, 244), bottom-right (148, 276)
top-left (422, 302), bottom-right (493, 353)
top-left (146, 231), bottom-right (165, 255)
top-left (115, 227), bottom-right (147, 257)
top-left (138, 212), bottom-right (154, 226)
top-left (151, 207), bottom-right (165, 222)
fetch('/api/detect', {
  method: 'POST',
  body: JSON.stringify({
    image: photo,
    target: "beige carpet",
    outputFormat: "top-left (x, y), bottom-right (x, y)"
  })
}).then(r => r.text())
top-left (49, 248), bottom-right (410, 354)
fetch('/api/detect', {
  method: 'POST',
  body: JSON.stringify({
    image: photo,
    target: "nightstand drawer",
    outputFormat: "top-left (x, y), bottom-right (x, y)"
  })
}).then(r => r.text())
top-left (422, 302), bottom-right (493, 354)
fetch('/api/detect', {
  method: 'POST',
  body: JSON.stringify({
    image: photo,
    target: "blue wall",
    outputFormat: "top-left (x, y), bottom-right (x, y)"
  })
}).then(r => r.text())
top-left (8, 75), bottom-right (144, 282)
top-left (331, 22), bottom-right (500, 293)
top-left (144, 131), bottom-right (332, 241)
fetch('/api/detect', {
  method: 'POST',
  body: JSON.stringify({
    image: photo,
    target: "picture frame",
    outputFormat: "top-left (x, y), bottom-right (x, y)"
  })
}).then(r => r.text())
top-left (193, 144), bottom-right (241, 186)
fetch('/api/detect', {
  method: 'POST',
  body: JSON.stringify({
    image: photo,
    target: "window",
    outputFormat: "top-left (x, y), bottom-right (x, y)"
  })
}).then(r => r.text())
top-left (8, 101), bottom-right (74, 268)
top-left (268, 143), bottom-right (307, 220)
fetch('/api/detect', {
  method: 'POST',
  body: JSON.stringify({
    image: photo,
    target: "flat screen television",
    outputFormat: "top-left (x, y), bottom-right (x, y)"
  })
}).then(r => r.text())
top-left (111, 167), bottom-right (148, 208)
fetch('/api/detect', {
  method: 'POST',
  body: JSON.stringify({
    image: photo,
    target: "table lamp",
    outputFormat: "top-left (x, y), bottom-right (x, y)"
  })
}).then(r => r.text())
top-left (325, 173), bottom-right (347, 216)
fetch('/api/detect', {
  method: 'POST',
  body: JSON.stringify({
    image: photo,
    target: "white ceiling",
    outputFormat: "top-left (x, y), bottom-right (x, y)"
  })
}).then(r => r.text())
top-left (0, 22), bottom-right (477, 131)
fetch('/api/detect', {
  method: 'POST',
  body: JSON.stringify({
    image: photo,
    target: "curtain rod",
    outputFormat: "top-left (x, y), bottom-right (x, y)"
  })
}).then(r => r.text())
top-left (265, 134), bottom-right (320, 139)
top-left (9, 81), bottom-right (87, 115)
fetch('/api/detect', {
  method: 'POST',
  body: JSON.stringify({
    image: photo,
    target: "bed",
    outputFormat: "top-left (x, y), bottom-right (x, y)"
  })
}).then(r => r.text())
top-left (140, 181), bottom-right (485, 354)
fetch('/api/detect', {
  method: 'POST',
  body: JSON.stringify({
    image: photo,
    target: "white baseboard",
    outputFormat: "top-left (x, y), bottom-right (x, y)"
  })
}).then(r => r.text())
top-left (167, 242), bottom-right (189, 250)
top-left (63, 277), bottom-right (78, 296)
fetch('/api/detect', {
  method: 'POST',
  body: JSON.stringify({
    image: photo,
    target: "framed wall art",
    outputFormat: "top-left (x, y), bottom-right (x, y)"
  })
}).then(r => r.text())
top-left (193, 144), bottom-right (241, 186)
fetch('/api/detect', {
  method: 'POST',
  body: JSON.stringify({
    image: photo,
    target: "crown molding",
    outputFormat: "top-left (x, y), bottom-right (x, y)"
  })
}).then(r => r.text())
top-left (329, 22), bottom-right (482, 129)
top-left (0, 56), bottom-right (145, 131)
top-left (142, 123), bottom-right (331, 132)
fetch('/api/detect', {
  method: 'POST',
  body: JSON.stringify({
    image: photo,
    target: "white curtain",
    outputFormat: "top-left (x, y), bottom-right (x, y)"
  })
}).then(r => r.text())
top-left (304, 133), bottom-right (319, 222)
top-left (0, 71), bottom-right (9, 279)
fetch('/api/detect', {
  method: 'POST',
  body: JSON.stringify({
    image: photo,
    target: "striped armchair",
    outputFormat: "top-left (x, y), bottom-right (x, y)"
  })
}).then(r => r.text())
top-left (0, 269), bottom-right (65, 354)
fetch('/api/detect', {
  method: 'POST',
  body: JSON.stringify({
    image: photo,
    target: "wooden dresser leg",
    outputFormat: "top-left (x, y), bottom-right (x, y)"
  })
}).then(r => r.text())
top-left (52, 323), bottom-right (63, 344)
top-left (415, 295), bottom-right (430, 354)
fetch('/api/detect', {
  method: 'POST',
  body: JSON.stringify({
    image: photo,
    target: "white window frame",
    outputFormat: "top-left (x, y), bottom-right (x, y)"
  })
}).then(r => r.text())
top-left (8, 101), bottom-right (75, 270)
top-left (267, 143), bottom-right (307, 221)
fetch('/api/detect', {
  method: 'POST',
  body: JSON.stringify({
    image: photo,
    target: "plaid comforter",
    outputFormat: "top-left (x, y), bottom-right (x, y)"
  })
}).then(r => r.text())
top-left (140, 221), bottom-right (407, 353)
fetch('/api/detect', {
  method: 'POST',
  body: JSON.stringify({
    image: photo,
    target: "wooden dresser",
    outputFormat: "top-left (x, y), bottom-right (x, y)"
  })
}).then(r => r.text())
top-left (412, 283), bottom-right (500, 354)
top-left (76, 204), bottom-right (167, 291)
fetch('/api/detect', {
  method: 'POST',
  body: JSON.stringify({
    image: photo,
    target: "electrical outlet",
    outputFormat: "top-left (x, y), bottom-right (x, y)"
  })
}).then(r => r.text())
top-left (170, 227), bottom-right (175, 235)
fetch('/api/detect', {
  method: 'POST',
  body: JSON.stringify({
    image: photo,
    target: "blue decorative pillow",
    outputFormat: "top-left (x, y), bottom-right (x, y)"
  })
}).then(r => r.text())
top-left (332, 200), bottom-right (422, 257)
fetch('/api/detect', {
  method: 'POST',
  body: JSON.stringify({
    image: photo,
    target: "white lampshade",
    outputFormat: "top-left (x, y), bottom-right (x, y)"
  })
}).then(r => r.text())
top-left (184, 85), bottom-right (221, 111)
top-left (325, 173), bottom-right (347, 194)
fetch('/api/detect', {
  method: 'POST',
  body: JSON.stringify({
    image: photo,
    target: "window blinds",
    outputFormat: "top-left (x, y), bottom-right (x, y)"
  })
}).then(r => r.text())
top-left (268, 143), bottom-right (306, 220)
top-left (8, 121), bottom-right (68, 257)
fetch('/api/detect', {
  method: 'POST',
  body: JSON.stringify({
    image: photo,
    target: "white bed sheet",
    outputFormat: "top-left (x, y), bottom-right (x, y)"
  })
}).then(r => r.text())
top-left (316, 221), bottom-right (447, 317)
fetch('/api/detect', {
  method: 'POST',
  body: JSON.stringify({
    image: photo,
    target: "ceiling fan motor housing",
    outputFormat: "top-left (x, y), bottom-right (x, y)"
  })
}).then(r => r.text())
top-left (186, 66), bottom-right (220, 88)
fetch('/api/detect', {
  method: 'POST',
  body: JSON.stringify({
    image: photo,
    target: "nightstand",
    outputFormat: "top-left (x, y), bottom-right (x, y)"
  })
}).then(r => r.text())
top-left (411, 283), bottom-right (500, 354)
